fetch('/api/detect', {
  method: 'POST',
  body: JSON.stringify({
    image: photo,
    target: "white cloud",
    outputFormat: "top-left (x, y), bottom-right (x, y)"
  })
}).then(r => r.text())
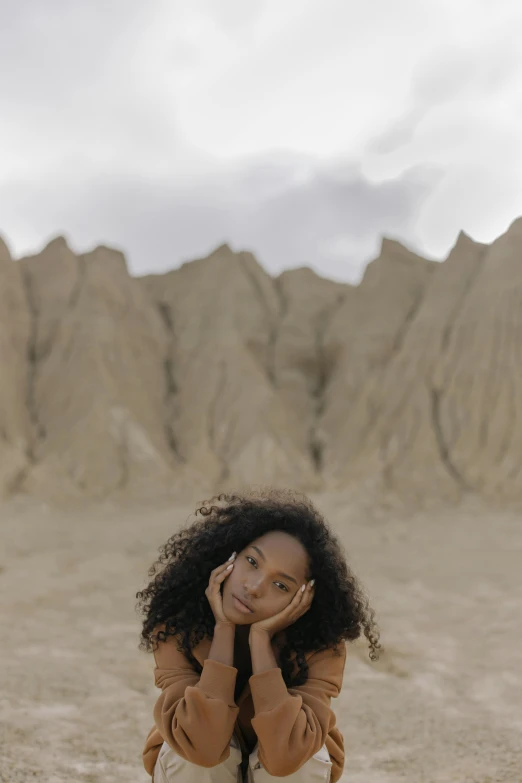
top-left (363, 7), bottom-right (522, 254)
top-left (1, 0), bottom-right (522, 280)
top-left (0, 155), bottom-right (437, 283)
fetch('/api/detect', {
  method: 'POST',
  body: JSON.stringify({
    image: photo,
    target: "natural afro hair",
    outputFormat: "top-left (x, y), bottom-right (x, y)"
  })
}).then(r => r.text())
top-left (136, 488), bottom-right (381, 687)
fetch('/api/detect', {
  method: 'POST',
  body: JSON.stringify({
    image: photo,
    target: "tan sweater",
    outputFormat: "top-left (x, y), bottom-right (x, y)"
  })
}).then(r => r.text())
top-left (143, 629), bottom-right (347, 781)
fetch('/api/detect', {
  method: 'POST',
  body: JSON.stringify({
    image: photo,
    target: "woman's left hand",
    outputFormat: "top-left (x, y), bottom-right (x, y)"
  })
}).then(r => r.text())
top-left (249, 580), bottom-right (315, 641)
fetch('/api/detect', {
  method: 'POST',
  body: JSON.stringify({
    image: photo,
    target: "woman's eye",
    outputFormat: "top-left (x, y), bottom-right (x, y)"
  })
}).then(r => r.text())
top-left (246, 557), bottom-right (288, 591)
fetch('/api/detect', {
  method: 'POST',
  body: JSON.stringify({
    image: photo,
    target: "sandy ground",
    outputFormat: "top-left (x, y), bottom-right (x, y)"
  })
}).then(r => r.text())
top-left (0, 493), bottom-right (521, 783)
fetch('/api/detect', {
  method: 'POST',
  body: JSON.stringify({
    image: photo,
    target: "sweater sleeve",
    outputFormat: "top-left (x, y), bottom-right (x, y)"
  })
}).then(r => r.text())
top-left (249, 643), bottom-right (347, 777)
top-left (149, 632), bottom-right (240, 768)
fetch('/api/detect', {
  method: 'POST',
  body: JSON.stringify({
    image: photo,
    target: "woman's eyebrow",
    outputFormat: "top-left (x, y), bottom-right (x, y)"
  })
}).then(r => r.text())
top-left (250, 545), bottom-right (298, 584)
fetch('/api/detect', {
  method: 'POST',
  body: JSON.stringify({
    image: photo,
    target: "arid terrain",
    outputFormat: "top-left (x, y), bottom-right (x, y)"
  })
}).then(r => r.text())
top-left (0, 494), bottom-right (520, 782)
top-left (2, 217), bottom-right (522, 506)
top-left (1, 221), bottom-right (522, 781)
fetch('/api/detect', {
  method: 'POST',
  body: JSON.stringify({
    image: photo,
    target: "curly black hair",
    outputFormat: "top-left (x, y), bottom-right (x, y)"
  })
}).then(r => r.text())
top-left (136, 487), bottom-right (381, 687)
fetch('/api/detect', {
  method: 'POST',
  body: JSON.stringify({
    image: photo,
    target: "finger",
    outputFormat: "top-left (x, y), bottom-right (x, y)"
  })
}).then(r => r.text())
top-left (210, 564), bottom-right (235, 589)
top-left (270, 588), bottom-right (303, 626)
top-left (290, 583), bottom-right (314, 615)
top-left (302, 590), bottom-right (315, 608)
top-left (289, 584), bottom-right (307, 607)
top-left (300, 580), bottom-right (314, 597)
top-left (304, 581), bottom-right (315, 598)
top-left (215, 562), bottom-right (234, 582)
top-left (290, 599), bottom-right (312, 623)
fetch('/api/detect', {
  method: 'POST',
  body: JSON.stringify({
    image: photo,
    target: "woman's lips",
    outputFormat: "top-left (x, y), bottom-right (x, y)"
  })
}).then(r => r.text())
top-left (233, 595), bottom-right (253, 614)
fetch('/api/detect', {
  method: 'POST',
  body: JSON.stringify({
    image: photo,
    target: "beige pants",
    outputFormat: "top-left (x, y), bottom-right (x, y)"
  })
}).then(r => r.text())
top-left (153, 734), bottom-right (332, 783)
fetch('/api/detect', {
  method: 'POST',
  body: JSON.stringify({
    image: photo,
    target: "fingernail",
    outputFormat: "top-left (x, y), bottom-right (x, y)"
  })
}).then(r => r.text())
top-left (310, 579), bottom-right (315, 587)
top-left (227, 563), bottom-right (234, 570)
top-left (228, 552), bottom-right (236, 561)
top-left (301, 584), bottom-right (306, 592)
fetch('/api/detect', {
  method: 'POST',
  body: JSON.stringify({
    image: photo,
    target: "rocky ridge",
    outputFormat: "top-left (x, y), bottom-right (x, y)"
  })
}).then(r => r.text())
top-left (1, 218), bottom-right (521, 505)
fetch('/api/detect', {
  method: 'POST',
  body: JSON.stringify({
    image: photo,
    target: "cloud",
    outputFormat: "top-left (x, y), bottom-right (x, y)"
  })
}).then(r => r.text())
top-left (361, 8), bottom-right (522, 255)
top-left (368, 28), bottom-right (522, 157)
top-left (2, 154), bottom-right (438, 284)
top-left (1, 0), bottom-right (522, 281)
top-left (198, 0), bottom-right (268, 31)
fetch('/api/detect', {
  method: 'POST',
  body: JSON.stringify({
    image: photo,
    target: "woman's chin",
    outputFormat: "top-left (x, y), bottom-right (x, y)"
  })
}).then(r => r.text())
top-left (228, 608), bottom-right (252, 625)
top-left (223, 595), bottom-right (253, 625)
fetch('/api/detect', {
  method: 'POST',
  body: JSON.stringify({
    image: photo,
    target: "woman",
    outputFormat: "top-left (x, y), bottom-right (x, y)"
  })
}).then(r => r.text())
top-left (136, 488), bottom-right (380, 782)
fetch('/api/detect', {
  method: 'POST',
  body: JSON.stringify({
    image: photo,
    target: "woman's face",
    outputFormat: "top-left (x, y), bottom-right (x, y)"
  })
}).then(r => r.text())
top-left (221, 530), bottom-right (310, 625)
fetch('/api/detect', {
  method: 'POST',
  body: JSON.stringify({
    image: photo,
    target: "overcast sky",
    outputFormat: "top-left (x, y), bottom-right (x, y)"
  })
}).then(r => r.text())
top-left (1, 0), bottom-right (521, 282)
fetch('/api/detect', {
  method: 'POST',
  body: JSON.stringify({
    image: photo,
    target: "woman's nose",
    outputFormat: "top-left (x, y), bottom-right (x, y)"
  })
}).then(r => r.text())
top-left (245, 578), bottom-right (264, 597)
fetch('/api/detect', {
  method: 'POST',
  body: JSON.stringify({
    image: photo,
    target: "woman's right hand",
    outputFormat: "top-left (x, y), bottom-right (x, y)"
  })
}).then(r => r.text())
top-left (205, 553), bottom-right (236, 626)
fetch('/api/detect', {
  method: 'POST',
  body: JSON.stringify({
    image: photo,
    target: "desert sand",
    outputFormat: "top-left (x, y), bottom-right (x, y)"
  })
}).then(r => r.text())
top-left (1, 221), bottom-right (522, 781)
top-left (0, 493), bottom-right (520, 782)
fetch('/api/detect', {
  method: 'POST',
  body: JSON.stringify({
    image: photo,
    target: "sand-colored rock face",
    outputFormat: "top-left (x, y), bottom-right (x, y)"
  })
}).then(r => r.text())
top-left (15, 238), bottom-right (182, 500)
top-left (318, 239), bottom-right (438, 491)
top-left (431, 219), bottom-right (522, 498)
top-left (1, 220), bottom-right (521, 503)
top-left (140, 245), bottom-right (319, 493)
top-left (0, 237), bottom-right (32, 492)
top-left (319, 233), bottom-right (489, 501)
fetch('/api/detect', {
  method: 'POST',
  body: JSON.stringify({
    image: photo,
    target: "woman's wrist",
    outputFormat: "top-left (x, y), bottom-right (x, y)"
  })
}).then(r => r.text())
top-left (248, 626), bottom-right (272, 642)
top-left (249, 626), bottom-right (279, 674)
top-left (215, 619), bottom-right (235, 629)
top-left (207, 620), bottom-right (236, 666)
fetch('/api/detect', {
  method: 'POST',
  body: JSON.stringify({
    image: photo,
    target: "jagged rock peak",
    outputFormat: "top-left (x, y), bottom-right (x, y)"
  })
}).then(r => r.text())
top-left (178, 242), bottom-right (238, 271)
top-left (43, 235), bottom-right (70, 252)
top-left (279, 266), bottom-right (321, 280)
top-left (176, 242), bottom-right (240, 275)
top-left (207, 242), bottom-right (234, 258)
top-left (450, 230), bottom-right (486, 255)
top-left (380, 236), bottom-right (409, 253)
top-left (506, 215), bottom-right (522, 234)
top-left (83, 245), bottom-right (129, 273)
top-left (0, 235), bottom-right (12, 261)
top-left (378, 236), bottom-right (432, 264)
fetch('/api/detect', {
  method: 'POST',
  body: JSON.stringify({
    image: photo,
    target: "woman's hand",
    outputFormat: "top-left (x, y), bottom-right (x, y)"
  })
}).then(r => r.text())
top-left (205, 553), bottom-right (237, 627)
top-left (249, 579), bottom-right (315, 641)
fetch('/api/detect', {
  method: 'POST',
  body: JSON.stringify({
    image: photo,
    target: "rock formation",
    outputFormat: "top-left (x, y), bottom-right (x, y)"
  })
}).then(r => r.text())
top-left (16, 238), bottom-right (181, 500)
top-left (0, 238), bottom-right (32, 493)
top-left (1, 218), bottom-right (521, 504)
